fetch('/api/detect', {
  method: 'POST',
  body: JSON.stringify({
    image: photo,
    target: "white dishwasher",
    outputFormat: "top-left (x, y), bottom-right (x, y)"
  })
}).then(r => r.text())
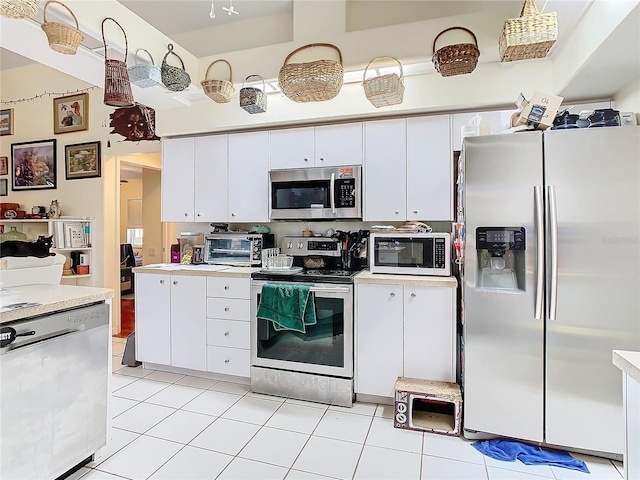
top-left (0, 302), bottom-right (109, 480)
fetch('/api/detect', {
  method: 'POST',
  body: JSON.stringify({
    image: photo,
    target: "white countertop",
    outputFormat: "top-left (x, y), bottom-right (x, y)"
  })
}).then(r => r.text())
top-left (0, 284), bottom-right (114, 324)
top-left (354, 270), bottom-right (458, 288)
top-left (613, 350), bottom-right (640, 384)
top-left (133, 264), bottom-right (259, 278)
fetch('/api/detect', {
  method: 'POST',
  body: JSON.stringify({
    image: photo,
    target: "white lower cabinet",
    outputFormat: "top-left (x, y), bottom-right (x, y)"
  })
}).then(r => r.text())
top-left (355, 282), bottom-right (456, 398)
top-left (206, 276), bottom-right (251, 378)
top-left (135, 273), bottom-right (206, 370)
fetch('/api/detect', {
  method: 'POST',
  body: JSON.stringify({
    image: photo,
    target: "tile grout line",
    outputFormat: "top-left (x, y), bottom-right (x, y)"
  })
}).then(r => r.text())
top-left (349, 413), bottom-right (375, 480)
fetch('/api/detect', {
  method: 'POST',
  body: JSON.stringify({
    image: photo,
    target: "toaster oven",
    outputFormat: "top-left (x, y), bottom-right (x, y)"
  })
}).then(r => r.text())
top-left (205, 233), bottom-right (275, 266)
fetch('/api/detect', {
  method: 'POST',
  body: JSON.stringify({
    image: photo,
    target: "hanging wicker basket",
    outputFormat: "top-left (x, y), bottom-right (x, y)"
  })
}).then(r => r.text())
top-left (102, 17), bottom-right (134, 107)
top-left (432, 27), bottom-right (480, 78)
top-left (201, 59), bottom-right (234, 103)
top-left (278, 43), bottom-right (344, 103)
top-left (161, 44), bottom-right (191, 92)
top-left (362, 56), bottom-right (405, 108)
top-left (128, 49), bottom-right (162, 89)
top-left (240, 75), bottom-right (266, 114)
top-left (40, 1), bottom-right (84, 55)
top-left (499, 0), bottom-right (558, 63)
top-left (0, 0), bottom-right (38, 19)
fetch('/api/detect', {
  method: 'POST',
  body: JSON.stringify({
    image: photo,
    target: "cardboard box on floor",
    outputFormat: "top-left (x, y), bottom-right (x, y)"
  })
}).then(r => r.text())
top-left (516, 91), bottom-right (564, 130)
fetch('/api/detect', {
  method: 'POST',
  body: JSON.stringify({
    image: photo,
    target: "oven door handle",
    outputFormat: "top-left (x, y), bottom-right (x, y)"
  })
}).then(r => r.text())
top-left (311, 286), bottom-right (351, 293)
top-left (330, 172), bottom-right (336, 214)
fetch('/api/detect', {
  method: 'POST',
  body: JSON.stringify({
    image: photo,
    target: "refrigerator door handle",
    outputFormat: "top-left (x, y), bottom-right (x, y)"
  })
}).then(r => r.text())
top-left (547, 185), bottom-right (558, 321)
top-left (534, 186), bottom-right (544, 320)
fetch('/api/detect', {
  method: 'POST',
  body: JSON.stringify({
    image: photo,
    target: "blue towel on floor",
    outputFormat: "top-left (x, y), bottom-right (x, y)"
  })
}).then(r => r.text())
top-left (471, 439), bottom-right (589, 473)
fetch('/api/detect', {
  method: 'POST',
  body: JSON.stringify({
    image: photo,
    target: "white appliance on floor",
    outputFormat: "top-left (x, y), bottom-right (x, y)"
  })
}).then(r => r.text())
top-left (460, 127), bottom-right (640, 457)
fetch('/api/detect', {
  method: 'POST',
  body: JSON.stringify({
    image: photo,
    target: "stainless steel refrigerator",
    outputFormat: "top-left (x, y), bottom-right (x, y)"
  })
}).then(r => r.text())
top-left (460, 127), bottom-right (640, 456)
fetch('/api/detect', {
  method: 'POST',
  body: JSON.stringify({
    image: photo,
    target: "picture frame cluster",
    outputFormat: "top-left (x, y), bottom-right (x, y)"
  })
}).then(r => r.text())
top-left (3, 92), bottom-right (102, 192)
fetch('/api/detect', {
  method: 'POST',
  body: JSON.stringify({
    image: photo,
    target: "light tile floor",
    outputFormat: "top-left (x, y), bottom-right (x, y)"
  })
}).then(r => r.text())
top-left (64, 338), bottom-right (626, 480)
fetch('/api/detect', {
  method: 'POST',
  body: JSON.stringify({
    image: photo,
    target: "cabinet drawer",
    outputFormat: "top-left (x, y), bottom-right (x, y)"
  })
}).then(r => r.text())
top-left (207, 319), bottom-right (250, 349)
top-left (206, 298), bottom-right (250, 321)
top-left (207, 346), bottom-right (250, 377)
top-left (206, 276), bottom-right (250, 299)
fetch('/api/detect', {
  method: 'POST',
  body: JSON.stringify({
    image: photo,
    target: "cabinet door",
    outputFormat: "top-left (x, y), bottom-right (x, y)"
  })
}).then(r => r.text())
top-left (162, 137), bottom-right (195, 222)
top-left (407, 116), bottom-right (452, 221)
top-left (269, 127), bottom-right (314, 169)
top-left (194, 135), bottom-right (228, 221)
top-left (170, 275), bottom-right (207, 371)
top-left (404, 286), bottom-right (455, 382)
top-left (315, 123), bottom-right (363, 167)
top-left (228, 131), bottom-right (270, 223)
top-left (356, 283), bottom-right (404, 397)
top-left (364, 119), bottom-right (406, 221)
top-left (135, 273), bottom-right (171, 365)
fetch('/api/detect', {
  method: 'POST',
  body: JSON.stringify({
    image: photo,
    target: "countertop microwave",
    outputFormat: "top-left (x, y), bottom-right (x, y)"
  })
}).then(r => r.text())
top-left (369, 232), bottom-right (451, 276)
top-left (269, 166), bottom-right (362, 220)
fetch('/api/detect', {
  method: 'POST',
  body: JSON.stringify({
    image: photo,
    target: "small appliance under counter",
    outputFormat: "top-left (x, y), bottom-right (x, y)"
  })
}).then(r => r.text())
top-left (0, 284), bottom-right (113, 480)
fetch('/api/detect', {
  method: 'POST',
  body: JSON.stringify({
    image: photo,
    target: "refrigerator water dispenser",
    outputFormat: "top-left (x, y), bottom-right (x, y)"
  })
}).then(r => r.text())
top-left (476, 227), bottom-right (525, 293)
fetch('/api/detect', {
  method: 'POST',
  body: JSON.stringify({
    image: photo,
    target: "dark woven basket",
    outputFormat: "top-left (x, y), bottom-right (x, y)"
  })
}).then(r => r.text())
top-left (102, 17), bottom-right (134, 107)
top-left (161, 44), bottom-right (191, 92)
top-left (432, 27), bottom-right (480, 77)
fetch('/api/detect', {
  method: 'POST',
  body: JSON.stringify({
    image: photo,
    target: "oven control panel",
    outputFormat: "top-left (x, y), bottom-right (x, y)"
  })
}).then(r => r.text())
top-left (281, 236), bottom-right (341, 257)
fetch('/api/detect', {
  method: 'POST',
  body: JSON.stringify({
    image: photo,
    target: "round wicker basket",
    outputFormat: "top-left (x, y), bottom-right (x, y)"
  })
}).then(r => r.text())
top-left (0, 0), bottom-right (39, 19)
top-left (362, 56), bottom-right (405, 108)
top-left (432, 27), bottom-right (480, 78)
top-left (41, 0), bottom-right (84, 55)
top-left (201, 59), bottom-right (234, 103)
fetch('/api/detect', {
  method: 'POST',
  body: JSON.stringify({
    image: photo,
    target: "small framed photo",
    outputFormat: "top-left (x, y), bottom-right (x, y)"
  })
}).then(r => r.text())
top-left (65, 141), bottom-right (101, 180)
top-left (0, 109), bottom-right (13, 136)
top-left (11, 139), bottom-right (57, 191)
top-left (0, 179), bottom-right (7, 196)
top-left (53, 92), bottom-right (88, 134)
top-left (0, 156), bottom-right (7, 175)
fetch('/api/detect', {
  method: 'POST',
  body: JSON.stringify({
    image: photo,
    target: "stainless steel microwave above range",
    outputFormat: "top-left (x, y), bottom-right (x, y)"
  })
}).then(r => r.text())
top-left (369, 232), bottom-right (451, 276)
top-left (205, 233), bottom-right (275, 266)
top-left (269, 166), bottom-right (362, 220)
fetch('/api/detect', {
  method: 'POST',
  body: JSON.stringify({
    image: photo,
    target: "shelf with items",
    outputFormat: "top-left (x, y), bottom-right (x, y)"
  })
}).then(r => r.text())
top-left (48, 218), bottom-right (93, 250)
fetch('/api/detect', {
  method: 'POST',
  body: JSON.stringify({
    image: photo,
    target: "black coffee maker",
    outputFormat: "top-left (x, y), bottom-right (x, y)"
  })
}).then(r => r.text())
top-left (340, 230), bottom-right (370, 270)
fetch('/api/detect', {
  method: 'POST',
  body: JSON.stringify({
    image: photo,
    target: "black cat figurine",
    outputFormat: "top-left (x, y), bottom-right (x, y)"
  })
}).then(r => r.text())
top-left (0, 236), bottom-right (55, 258)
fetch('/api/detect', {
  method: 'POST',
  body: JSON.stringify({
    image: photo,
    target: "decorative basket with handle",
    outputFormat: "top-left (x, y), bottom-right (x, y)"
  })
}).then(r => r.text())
top-left (278, 43), bottom-right (344, 103)
top-left (128, 49), bottom-right (162, 88)
top-left (362, 56), bottom-right (405, 108)
top-left (499, 0), bottom-right (558, 63)
top-left (40, 0), bottom-right (84, 55)
top-left (201, 59), bottom-right (234, 103)
top-left (240, 75), bottom-right (266, 114)
top-left (0, 0), bottom-right (39, 19)
top-left (432, 27), bottom-right (480, 78)
top-left (102, 17), bottom-right (134, 107)
top-left (161, 44), bottom-right (191, 92)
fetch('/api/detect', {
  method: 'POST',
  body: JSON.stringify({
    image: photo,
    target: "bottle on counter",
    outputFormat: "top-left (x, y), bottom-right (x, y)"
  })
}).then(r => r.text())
top-left (0, 226), bottom-right (27, 243)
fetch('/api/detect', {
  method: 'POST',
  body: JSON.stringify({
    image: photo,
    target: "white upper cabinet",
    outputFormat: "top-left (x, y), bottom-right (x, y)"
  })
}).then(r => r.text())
top-left (269, 123), bottom-right (363, 170)
top-left (194, 135), bottom-right (228, 221)
top-left (269, 127), bottom-right (315, 169)
top-left (228, 131), bottom-right (270, 223)
top-left (162, 137), bottom-right (195, 222)
top-left (314, 123), bottom-right (363, 167)
top-left (364, 118), bottom-right (407, 221)
top-left (407, 115), bottom-right (452, 221)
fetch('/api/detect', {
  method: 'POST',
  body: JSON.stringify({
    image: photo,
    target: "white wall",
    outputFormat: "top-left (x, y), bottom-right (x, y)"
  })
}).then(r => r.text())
top-left (141, 168), bottom-right (162, 266)
top-left (613, 79), bottom-right (640, 120)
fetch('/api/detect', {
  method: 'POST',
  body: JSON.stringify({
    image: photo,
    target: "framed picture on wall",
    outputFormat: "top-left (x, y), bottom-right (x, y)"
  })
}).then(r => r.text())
top-left (65, 141), bottom-right (101, 180)
top-left (0, 109), bottom-right (13, 136)
top-left (11, 139), bottom-right (57, 191)
top-left (53, 92), bottom-right (88, 134)
top-left (0, 179), bottom-right (7, 196)
top-left (0, 156), bottom-right (7, 175)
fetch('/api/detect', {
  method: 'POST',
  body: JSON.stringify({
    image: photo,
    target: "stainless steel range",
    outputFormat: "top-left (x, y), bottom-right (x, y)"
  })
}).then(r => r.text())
top-left (250, 236), bottom-right (364, 407)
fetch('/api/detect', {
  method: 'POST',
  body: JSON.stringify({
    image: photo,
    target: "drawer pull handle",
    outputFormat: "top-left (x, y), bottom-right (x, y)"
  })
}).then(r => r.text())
top-left (390, 292), bottom-right (396, 297)
top-left (173, 281), bottom-right (178, 285)
top-left (160, 280), bottom-right (165, 284)
top-left (184, 212), bottom-right (189, 217)
top-left (224, 359), bottom-right (230, 364)
top-left (224, 307), bottom-right (229, 312)
top-left (224, 331), bottom-right (230, 336)
top-left (410, 293), bottom-right (416, 298)
top-left (394, 210), bottom-right (400, 215)
top-left (319, 157), bottom-right (324, 161)
top-left (304, 158), bottom-right (309, 162)
top-left (413, 210), bottom-right (418, 214)
top-left (224, 286), bottom-right (229, 290)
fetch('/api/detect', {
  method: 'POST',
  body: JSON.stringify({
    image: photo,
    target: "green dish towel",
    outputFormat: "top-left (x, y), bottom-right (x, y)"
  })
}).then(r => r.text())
top-left (257, 283), bottom-right (317, 333)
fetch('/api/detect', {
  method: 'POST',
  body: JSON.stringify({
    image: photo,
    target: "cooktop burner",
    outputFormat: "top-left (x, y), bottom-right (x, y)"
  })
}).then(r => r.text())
top-left (252, 268), bottom-right (364, 284)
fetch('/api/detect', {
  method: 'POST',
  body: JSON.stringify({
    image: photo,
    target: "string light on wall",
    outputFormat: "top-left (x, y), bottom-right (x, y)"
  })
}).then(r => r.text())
top-left (209, 0), bottom-right (239, 19)
top-left (0, 86), bottom-right (98, 105)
